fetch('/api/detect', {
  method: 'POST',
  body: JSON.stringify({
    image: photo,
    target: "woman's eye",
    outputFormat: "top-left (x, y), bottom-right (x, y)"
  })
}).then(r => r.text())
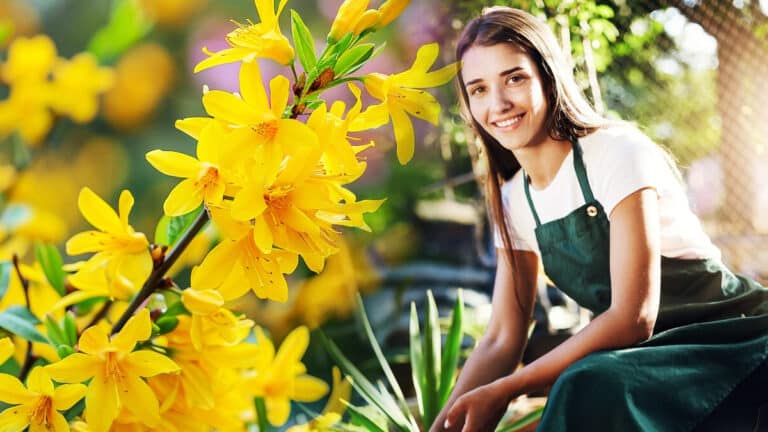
top-left (469, 86), bottom-right (485, 96)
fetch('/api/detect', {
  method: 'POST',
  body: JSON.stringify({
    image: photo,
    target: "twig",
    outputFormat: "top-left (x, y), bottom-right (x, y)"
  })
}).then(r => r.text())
top-left (111, 209), bottom-right (210, 334)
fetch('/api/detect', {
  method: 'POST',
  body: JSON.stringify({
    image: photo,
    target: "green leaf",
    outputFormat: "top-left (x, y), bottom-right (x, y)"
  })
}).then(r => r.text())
top-left (64, 398), bottom-right (85, 422)
top-left (439, 289), bottom-right (464, 407)
top-left (0, 261), bottom-right (12, 299)
top-left (0, 204), bottom-right (31, 230)
top-left (56, 344), bottom-right (76, 359)
top-left (422, 290), bottom-right (441, 427)
top-left (409, 302), bottom-right (427, 420)
top-left (346, 403), bottom-right (388, 432)
top-left (34, 242), bottom-right (66, 296)
top-left (0, 306), bottom-right (49, 344)
top-left (155, 205), bottom-right (204, 247)
top-left (63, 312), bottom-right (78, 346)
top-left (334, 43), bottom-right (375, 77)
top-left (0, 20), bottom-right (13, 47)
top-left (318, 331), bottom-right (413, 431)
top-left (291, 10), bottom-right (317, 73)
top-left (87, 0), bottom-right (152, 62)
top-left (44, 315), bottom-right (66, 346)
top-left (356, 295), bottom-right (417, 428)
top-left (495, 406), bottom-right (545, 432)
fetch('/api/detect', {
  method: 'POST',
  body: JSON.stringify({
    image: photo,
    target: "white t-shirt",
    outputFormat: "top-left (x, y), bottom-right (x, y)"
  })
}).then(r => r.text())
top-left (495, 125), bottom-right (721, 260)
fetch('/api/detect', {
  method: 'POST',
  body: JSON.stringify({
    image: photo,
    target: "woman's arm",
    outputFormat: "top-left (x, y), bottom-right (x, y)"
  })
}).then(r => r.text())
top-left (444, 188), bottom-right (662, 431)
top-left (429, 247), bottom-right (539, 432)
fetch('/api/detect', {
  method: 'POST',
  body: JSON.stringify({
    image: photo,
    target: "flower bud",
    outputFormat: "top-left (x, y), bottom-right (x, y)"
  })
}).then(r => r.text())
top-left (375, 0), bottom-right (411, 29)
top-left (328, 0), bottom-right (370, 42)
top-left (182, 288), bottom-right (224, 315)
top-left (352, 9), bottom-right (381, 34)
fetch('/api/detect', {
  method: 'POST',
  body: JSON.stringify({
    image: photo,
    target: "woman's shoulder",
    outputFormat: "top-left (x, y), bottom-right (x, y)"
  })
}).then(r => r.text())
top-left (581, 123), bottom-right (657, 152)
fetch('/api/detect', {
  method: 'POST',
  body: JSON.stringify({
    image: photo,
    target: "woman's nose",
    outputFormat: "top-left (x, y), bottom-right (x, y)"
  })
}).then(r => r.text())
top-left (491, 87), bottom-right (513, 113)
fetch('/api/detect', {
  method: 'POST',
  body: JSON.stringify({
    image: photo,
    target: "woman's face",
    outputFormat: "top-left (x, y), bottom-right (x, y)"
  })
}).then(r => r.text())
top-left (461, 43), bottom-right (551, 153)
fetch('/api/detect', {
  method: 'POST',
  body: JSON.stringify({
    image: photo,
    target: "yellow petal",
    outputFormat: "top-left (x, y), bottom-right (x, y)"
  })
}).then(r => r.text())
top-left (282, 206), bottom-right (320, 234)
top-left (52, 384), bottom-right (87, 411)
top-left (269, 75), bottom-right (290, 118)
top-left (252, 216), bottom-right (273, 254)
top-left (163, 178), bottom-right (204, 217)
top-left (0, 337), bottom-right (15, 365)
top-left (111, 308), bottom-right (152, 353)
top-left (231, 183), bottom-right (267, 221)
top-left (274, 326), bottom-right (308, 368)
top-left (193, 47), bottom-right (249, 73)
top-left (376, 0), bottom-right (411, 28)
top-left (394, 42), bottom-right (438, 79)
top-left (0, 405), bottom-right (30, 432)
top-left (390, 107), bottom-right (415, 164)
top-left (78, 187), bottom-right (122, 234)
top-left (254, 326), bottom-right (275, 365)
top-left (349, 102), bottom-right (390, 131)
top-left (85, 372), bottom-right (120, 432)
top-left (123, 351), bottom-right (180, 378)
top-left (275, 119), bottom-right (319, 158)
top-left (209, 206), bottom-right (251, 240)
top-left (178, 362), bottom-right (214, 409)
top-left (121, 375), bottom-right (161, 426)
top-left (49, 411), bottom-right (69, 432)
top-left (202, 90), bottom-right (265, 126)
top-left (353, 9), bottom-right (381, 34)
top-left (175, 117), bottom-right (211, 140)
top-left (240, 61), bottom-right (268, 110)
top-left (145, 150), bottom-right (201, 178)
top-left (403, 62), bottom-right (458, 89)
top-left (277, 250), bottom-right (299, 273)
top-left (45, 354), bottom-right (100, 383)
top-left (182, 288), bottom-right (224, 315)
top-left (65, 231), bottom-right (112, 255)
top-left (115, 252), bottom-right (152, 292)
top-left (266, 396), bottom-right (291, 426)
top-left (117, 190), bottom-right (135, 228)
top-left (393, 87), bottom-right (441, 124)
top-left (196, 242), bottom-right (238, 288)
top-left (291, 376), bottom-right (329, 402)
top-left (217, 264), bottom-right (251, 301)
top-left (51, 289), bottom-right (107, 311)
top-left (0, 373), bottom-right (35, 404)
top-left (78, 325), bottom-right (110, 356)
top-left (26, 367), bottom-right (53, 395)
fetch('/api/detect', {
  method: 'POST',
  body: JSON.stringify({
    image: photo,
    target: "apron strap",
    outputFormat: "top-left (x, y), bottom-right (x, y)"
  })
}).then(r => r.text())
top-left (522, 138), bottom-right (596, 228)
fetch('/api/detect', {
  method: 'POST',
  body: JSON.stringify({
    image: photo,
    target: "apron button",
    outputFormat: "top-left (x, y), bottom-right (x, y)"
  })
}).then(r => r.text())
top-left (586, 205), bottom-right (598, 217)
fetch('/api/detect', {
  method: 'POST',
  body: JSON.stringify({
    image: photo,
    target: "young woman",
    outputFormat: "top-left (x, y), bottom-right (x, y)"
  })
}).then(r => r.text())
top-left (432, 7), bottom-right (768, 432)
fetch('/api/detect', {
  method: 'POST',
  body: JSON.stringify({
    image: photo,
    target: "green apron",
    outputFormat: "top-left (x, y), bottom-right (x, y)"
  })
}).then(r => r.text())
top-left (522, 140), bottom-right (768, 431)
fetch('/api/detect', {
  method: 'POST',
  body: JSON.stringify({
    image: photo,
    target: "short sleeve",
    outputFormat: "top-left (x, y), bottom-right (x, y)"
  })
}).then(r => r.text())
top-left (493, 180), bottom-right (536, 252)
top-left (587, 127), bottom-right (672, 218)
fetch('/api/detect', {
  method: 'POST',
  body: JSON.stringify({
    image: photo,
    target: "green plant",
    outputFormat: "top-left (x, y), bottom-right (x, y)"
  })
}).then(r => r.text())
top-left (321, 291), bottom-right (542, 431)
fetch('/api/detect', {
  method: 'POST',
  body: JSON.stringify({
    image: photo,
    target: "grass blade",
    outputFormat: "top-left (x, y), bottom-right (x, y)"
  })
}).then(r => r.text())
top-left (346, 403), bottom-right (387, 432)
top-left (318, 331), bottom-right (412, 431)
top-left (422, 290), bottom-right (441, 428)
top-left (409, 302), bottom-right (426, 419)
top-left (356, 295), bottom-right (415, 424)
top-left (495, 406), bottom-right (545, 432)
top-left (438, 289), bottom-right (464, 407)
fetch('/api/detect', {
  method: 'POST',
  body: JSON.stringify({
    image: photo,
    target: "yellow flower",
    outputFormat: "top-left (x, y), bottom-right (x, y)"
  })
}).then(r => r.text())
top-left (0, 34), bottom-right (56, 83)
top-left (290, 240), bottom-right (379, 329)
top-left (352, 42), bottom-right (458, 164)
top-left (0, 337), bottom-right (13, 364)
top-left (104, 43), bottom-right (176, 130)
top-left (328, 0), bottom-right (380, 42)
top-left (49, 52), bottom-right (114, 123)
top-left (306, 83), bottom-right (373, 179)
top-left (146, 121), bottom-right (234, 216)
top-left (228, 134), bottom-right (384, 272)
top-left (63, 188), bottom-right (152, 304)
top-left (0, 81), bottom-right (53, 145)
top-left (245, 326), bottom-right (328, 426)
top-left (286, 366), bottom-right (351, 432)
top-left (194, 0), bottom-right (294, 72)
top-left (375, 0), bottom-right (411, 29)
top-left (0, 367), bottom-right (86, 432)
top-left (46, 309), bottom-right (180, 432)
top-left (200, 60), bottom-right (317, 179)
top-left (181, 282), bottom-right (255, 351)
top-left (137, 0), bottom-right (208, 28)
top-left (194, 208), bottom-right (299, 302)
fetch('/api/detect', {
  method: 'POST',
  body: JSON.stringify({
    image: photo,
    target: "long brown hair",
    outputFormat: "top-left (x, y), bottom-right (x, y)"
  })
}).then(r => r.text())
top-left (456, 7), bottom-right (605, 302)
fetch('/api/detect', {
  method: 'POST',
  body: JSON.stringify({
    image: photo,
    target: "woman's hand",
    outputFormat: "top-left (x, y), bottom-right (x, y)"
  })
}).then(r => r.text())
top-left (441, 381), bottom-right (511, 432)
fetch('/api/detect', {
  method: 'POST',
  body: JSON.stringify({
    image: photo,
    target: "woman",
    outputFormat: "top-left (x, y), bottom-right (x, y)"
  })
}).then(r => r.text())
top-left (433, 7), bottom-right (768, 432)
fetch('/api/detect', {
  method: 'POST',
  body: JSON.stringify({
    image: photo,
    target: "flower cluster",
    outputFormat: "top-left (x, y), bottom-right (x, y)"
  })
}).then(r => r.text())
top-left (0, 35), bottom-right (114, 146)
top-left (0, 0), bottom-right (457, 430)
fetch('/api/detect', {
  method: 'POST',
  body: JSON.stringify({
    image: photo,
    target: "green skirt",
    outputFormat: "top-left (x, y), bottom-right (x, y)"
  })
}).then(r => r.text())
top-left (538, 258), bottom-right (768, 431)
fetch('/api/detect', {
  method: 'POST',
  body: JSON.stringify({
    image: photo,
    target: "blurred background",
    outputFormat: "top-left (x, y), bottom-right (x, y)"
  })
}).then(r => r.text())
top-left (1, 0), bottom-right (767, 421)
